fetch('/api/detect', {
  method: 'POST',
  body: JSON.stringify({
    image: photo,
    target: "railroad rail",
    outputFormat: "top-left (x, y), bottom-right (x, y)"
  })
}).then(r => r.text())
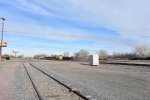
top-left (23, 63), bottom-right (42, 100)
top-left (102, 62), bottom-right (150, 67)
top-left (23, 63), bottom-right (91, 100)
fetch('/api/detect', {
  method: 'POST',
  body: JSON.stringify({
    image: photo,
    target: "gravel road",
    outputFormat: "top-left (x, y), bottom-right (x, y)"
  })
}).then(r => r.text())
top-left (32, 60), bottom-right (150, 100)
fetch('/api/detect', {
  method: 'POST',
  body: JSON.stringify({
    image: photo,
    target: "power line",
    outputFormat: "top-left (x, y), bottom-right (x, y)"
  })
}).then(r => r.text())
top-left (4, 30), bottom-right (109, 40)
top-left (137, 35), bottom-right (150, 37)
top-left (4, 30), bottom-right (150, 39)
top-left (3, 30), bottom-right (150, 48)
top-left (5, 30), bottom-right (133, 47)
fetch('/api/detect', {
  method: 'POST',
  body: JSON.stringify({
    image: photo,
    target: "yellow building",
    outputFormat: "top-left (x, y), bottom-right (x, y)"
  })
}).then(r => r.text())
top-left (56, 55), bottom-right (63, 60)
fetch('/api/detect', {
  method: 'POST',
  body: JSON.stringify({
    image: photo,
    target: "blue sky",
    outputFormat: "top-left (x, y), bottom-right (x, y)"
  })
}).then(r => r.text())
top-left (0, 0), bottom-right (150, 56)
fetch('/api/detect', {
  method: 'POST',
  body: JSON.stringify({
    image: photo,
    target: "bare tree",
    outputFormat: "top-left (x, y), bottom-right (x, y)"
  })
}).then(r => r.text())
top-left (97, 49), bottom-right (108, 60)
top-left (74, 49), bottom-right (90, 61)
top-left (63, 51), bottom-right (70, 57)
top-left (34, 54), bottom-right (48, 59)
top-left (111, 52), bottom-right (136, 60)
top-left (2, 54), bottom-right (10, 59)
top-left (133, 45), bottom-right (150, 58)
top-left (17, 54), bottom-right (24, 58)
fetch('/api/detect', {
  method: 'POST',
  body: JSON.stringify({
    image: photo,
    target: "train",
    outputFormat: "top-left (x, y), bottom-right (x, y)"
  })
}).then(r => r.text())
top-left (43, 56), bottom-right (73, 61)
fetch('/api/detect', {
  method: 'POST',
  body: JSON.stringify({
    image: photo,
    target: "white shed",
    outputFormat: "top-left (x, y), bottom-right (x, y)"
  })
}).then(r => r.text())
top-left (89, 55), bottom-right (99, 66)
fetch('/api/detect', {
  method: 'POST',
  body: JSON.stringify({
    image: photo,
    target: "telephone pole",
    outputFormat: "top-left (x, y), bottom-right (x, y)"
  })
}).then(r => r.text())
top-left (0, 17), bottom-right (6, 62)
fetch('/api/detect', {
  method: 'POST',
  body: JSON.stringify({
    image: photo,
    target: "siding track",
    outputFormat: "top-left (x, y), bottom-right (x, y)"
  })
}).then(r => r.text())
top-left (23, 63), bottom-right (90, 100)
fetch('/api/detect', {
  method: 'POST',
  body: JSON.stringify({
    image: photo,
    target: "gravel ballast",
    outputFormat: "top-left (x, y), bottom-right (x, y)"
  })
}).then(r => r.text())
top-left (32, 60), bottom-right (150, 100)
top-left (24, 63), bottom-right (83, 100)
top-left (0, 62), bottom-right (38, 100)
top-left (1, 60), bottom-right (150, 100)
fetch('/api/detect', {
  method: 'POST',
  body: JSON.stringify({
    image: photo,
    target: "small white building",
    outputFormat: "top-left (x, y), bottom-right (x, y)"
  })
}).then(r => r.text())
top-left (89, 55), bottom-right (99, 66)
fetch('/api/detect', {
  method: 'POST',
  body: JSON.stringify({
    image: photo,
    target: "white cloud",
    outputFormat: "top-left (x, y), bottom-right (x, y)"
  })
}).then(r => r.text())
top-left (5, 20), bottom-right (136, 47)
top-left (1, 0), bottom-right (150, 56)
top-left (13, 0), bottom-right (150, 45)
top-left (65, 0), bottom-right (150, 43)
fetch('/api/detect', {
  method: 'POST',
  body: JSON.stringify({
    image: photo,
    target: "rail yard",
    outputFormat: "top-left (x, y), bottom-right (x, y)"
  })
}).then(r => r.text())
top-left (1, 0), bottom-right (150, 100)
top-left (0, 60), bottom-right (150, 100)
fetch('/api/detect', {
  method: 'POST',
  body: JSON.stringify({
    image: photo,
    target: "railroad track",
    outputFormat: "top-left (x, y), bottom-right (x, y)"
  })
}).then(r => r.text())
top-left (101, 62), bottom-right (150, 67)
top-left (23, 63), bottom-right (42, 100)
top-left (23, 63), bottom-right (91, 100)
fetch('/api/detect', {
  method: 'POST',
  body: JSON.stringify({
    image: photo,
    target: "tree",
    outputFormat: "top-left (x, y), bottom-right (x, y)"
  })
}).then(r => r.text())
top-left (73, 49), bottom-right (90, 61)
top-left (2, 54), bottom-right (10, 59)
top-left (17, 54), bottom-right (24, 58)
top-left (133, 45), bottom-right (150, 58)
top-left (63, 51), bottom-right (70, 57)
top-left (34, 54), bottom-right (48, 59)
top-left (97, 49), bottom-right (108, 59)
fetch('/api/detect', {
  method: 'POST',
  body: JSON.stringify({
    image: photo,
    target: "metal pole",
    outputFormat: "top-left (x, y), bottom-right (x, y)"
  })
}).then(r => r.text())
top-left (0, 17), bottom-right (6, 62)
top-left (15, 52), bottom-right (16, 59)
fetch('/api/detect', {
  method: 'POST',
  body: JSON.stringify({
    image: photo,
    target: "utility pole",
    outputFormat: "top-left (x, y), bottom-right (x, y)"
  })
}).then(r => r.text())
top-left (0, 17), bottom-right (6, 62)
